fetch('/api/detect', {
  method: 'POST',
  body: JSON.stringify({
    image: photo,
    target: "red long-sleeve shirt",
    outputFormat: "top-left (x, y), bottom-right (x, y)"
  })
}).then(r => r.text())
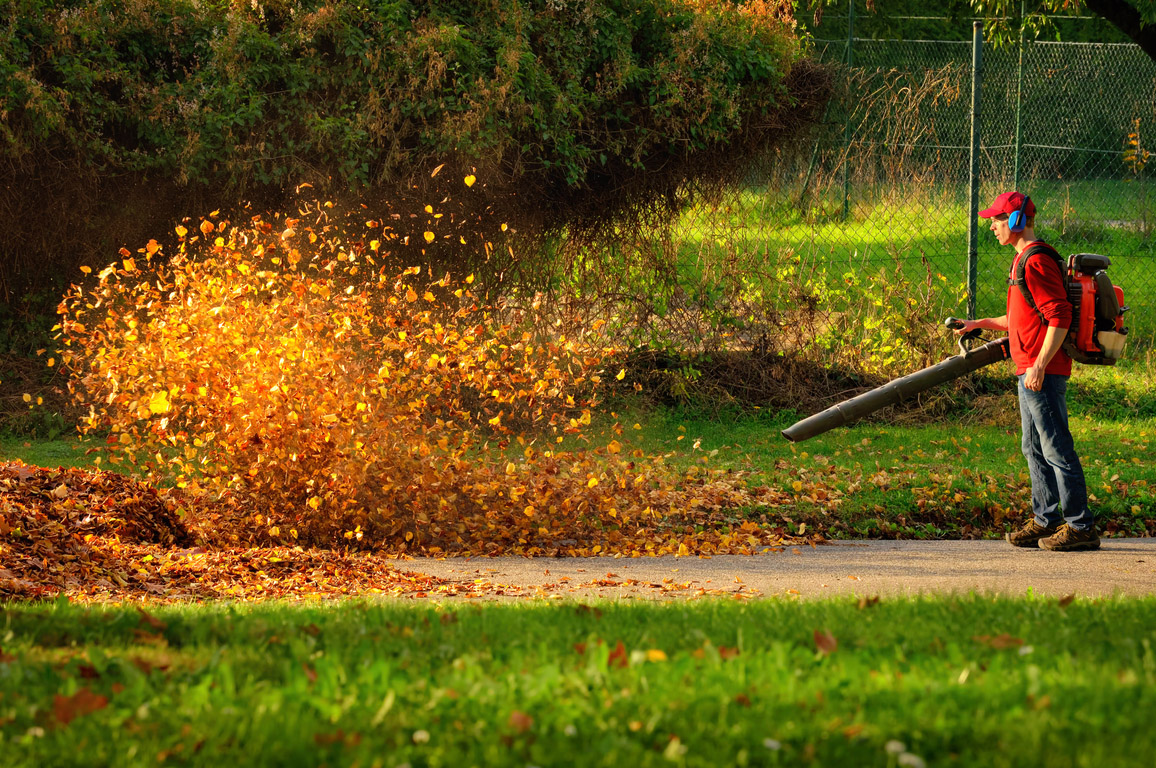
top-left (1007, 241), bottom-right (1073, 376)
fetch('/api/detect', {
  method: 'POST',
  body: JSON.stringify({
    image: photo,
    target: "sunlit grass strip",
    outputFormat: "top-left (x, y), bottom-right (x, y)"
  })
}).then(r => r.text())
top-left (2, 596), bottom-right (1155, 767)
top-left (667, 183), bottom-right (1155, 340)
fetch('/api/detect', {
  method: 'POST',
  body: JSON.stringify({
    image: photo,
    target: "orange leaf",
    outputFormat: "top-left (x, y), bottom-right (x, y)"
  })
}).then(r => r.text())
top-left (814, 629), bottom-right (837, 656)
top-left (507, 710), bottom-right (533, 733)
top-left (136, 606), bottom-right (167, 631)
top-left (53, 688), bottom-right (109, 725)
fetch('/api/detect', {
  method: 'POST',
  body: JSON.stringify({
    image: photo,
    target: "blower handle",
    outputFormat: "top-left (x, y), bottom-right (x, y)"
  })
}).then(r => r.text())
top-left (944, 317), bottom-right (984, 356)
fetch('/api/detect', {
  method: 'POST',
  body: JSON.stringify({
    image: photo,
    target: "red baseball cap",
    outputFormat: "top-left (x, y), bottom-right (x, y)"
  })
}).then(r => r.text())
top-left (979, 191), bottom-right (1035, 219)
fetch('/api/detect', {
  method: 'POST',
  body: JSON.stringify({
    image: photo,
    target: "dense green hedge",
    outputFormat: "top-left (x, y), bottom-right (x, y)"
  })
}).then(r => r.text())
top-left (1, 0), bottom-right (811, 192)
top-left (0, 0), bottom-right (828, 343)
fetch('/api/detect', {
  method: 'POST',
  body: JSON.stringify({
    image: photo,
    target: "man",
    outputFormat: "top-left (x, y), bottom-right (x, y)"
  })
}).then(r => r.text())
top-left (955, 191), bottom-right (1098, 551)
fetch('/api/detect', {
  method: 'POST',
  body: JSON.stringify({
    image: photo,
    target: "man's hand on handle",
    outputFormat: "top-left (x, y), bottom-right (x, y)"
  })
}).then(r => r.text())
top-left (947, 317), bottom-right (980, 335)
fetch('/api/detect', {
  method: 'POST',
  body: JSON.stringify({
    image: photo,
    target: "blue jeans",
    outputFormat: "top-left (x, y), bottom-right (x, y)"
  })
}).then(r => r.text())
top-left (1018, 373), bottom-right (1092, 530)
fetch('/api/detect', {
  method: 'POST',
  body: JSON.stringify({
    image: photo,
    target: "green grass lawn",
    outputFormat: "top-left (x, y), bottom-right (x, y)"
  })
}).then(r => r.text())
top-left (2, 597), bottom-right (1155, 767)
top-left (0, 436), bottom-right (95, 469)
top-left (622, 353), bottom-right (1156, 536)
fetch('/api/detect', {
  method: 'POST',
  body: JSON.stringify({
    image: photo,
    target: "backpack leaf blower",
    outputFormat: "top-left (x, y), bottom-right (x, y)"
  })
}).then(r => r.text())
top-left (781, 320), bottom-right (1009, 443)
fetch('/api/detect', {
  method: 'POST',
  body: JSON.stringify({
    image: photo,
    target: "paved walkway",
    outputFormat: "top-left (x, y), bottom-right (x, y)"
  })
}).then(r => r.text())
top-left (395, 539), bottom-right (1156, 600)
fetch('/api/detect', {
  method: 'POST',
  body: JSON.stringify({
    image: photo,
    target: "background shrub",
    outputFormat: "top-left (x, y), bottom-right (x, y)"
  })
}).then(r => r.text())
top-left (1, 0), bottom-right (826, 307)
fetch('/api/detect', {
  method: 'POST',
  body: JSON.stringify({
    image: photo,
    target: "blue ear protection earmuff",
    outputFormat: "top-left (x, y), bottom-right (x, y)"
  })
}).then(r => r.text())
top-left (1008, 195), bottom-right (1031, 232)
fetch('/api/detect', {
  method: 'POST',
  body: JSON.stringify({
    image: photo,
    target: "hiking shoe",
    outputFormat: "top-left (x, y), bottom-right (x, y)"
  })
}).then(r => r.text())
top-left (1039, 524), bottom-right (1101, 552)
top-left (1006, 520), bottom-right (1062, 548)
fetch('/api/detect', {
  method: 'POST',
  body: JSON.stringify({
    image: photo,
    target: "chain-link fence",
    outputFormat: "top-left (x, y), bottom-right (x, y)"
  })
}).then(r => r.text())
top-left (659, 13), bottom-right (1156, 358)
top-left (807, 18), bottom-right (1154, 326)
top-left (545, 12), bottom-right (1153, 405)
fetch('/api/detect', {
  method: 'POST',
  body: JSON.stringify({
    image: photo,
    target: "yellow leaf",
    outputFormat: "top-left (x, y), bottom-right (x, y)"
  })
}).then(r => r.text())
top-left (22, 393), bottom-right (31, 403)
top-left (406, 287), bottom-right (418, 302)
top-left (147, 391), bottom-right (170, 415)
top-left (308, 497), bottom-right (321, 509)
top-left (616, 369), bottom-right (626, 380)
top-left (423, 231), bottom-right (436, 243)
top-left (646, 649), bottom-right (668, 663)
top-left (792, 481), bottom-right (803, 492)
top-left (607, 440), bottom-right (621, 454)
top-left (122, 258), bottom-right (136, 272)
top-left (506, 462), bottom-right (516, 476)
top-left (677, 543), bottom-right (690, 556)
top-left (523, 505), bottom-right (535, 517)
top-left (464, 174), bottom-right (476, 187)
top-left (175, 225), bottom-right (188, 237)
top-left (587, 477), bottom-right (599, 488)
top-left (424, 205), bottom-right (434, 214)
top-left (80, 265), bottom-right (92, 274)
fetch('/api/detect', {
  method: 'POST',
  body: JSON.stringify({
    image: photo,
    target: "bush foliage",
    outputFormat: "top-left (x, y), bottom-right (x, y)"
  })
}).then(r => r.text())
top-left (4, 0), bottom-right (806, 191)
top-left (1, 0), bottom-right (825, 298)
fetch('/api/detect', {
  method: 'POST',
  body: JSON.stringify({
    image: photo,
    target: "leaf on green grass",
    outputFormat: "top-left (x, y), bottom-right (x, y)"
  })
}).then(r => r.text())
top-left (53, 688), bottom-right (109, 725)
top-left (814, 629), bottom-right (837, 656)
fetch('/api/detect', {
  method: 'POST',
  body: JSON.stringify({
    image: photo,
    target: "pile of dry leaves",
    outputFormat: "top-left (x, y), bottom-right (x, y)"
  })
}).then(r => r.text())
top-left (0, 461), bottom-right (812, 602)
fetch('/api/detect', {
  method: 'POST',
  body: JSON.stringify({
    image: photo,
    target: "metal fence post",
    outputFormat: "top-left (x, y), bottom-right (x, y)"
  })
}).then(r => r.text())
top-left (1014, 0), bottom-right (1026, 188)
top-left (967, 21), bottom-right (983, 320)
top-left (841, 0), bottom-right (855, 222)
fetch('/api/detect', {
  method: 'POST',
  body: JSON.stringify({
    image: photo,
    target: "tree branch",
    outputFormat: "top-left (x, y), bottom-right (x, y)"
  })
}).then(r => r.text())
top-left (1082, 0), bottom-right (1156, 60)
